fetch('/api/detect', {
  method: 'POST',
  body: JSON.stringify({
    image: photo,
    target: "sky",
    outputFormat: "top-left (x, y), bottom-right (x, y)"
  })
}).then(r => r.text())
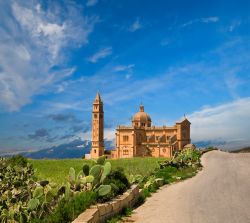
top-left (0, 0), bottom-right (250, 154)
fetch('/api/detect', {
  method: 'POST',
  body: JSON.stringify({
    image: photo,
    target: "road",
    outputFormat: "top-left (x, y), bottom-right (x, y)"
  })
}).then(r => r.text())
top-left (128, 151), bottom-right (250, 223)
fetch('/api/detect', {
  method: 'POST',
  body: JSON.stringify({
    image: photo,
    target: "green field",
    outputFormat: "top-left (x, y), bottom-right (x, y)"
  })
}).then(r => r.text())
top-left (30, 157), bottom-right (166, 185)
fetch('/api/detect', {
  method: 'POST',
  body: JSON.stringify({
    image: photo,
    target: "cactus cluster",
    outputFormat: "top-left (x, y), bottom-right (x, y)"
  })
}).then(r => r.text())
top-left (68, 156), bottom-right (112, 197)
top-left (159, 147), bottom-right (201, 169)
top-left (0, 157), bottom-right (62, 223)
top-left (143, 176), bottom-right (164, 190)
top-left (0, 155), bottom-right (131, 222)
top-left (129, 173), bottom-right (163, 191)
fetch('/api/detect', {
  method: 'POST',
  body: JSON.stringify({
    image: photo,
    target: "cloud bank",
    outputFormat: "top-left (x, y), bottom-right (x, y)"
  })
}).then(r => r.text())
top-left (189, 97), bottom-right (250, 147)
top-left (0, 1), bottom-right (98, 111)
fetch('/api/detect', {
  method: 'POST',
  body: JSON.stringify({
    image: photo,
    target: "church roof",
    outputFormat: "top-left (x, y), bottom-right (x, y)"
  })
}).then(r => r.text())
top-left (132, 104), bottom-right (152, 123)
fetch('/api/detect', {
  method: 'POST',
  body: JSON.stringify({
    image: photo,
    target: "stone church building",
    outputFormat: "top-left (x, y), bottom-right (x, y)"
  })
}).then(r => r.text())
top-left (90, 93), bottom-right (191, 159)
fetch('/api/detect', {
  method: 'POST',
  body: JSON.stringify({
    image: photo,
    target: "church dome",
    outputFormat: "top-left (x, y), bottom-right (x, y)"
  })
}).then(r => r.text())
top-left (132, 105), bottom-right (151, 124)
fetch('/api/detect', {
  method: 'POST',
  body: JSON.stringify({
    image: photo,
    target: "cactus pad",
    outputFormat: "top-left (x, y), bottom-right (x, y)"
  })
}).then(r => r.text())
top-left (33, 186), bottom-right (43, 198)
top-left (28, 198), bottom-right (40, 210)
top-left (97, 156), bottom-right (106, 165)
top-left (97, 185), bottom-right (111, 196)
top-left (69, 167), bottom-right (75, 183)
top-left (82, 164), bottom-right (90, 176)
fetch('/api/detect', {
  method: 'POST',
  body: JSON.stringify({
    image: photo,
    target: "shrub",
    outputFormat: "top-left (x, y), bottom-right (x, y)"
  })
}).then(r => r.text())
top-left (105, 168), bottom-right (130, 194)
top-left (134, 188), bottom-right (151, 207)
top-left (8, 155), bottom-right (28, 167)
top-left (31, 191), bottom-right (97, 223)
top-left (154, 166), bottom-right (178, 183)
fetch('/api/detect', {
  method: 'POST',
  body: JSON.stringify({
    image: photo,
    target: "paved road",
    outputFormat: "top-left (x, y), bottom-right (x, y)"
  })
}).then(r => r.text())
top-left (128, 151), bottom-right (250, 223)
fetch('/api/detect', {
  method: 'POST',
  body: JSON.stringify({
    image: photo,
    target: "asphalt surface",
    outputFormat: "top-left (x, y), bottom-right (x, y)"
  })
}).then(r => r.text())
top-left (128, 151), bottom-right (250, 223)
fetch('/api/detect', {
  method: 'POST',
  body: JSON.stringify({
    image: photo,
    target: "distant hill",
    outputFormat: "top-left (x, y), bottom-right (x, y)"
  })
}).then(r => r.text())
top-left (230, 146), bottom-right (250, 153)
top-left (194, 140), bottom-right (227, 148)
top-left (19, 139), bottom-right (114, 159)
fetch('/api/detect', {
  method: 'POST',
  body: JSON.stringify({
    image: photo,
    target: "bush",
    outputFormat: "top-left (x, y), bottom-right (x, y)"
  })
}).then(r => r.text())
top-left (106, 168), bottom-right (130, 194)
top-left (154, 166), bottom-right (178, 184)
top-left (8, 155), bottom-right (28, 167)
top-left (98, 168), bottom-right (130, 203)
top-left (31, 191), bottom-right (97, 223)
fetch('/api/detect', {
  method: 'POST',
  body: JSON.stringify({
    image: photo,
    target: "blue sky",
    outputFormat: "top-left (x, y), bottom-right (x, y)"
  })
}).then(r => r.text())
top-left (0, 0), bottom-right (250, 154)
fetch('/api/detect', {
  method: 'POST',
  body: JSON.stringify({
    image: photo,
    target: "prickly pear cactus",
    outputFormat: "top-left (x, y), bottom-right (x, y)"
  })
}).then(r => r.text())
top-left (33, 186), bottom-right (43, 198)
top-left (82, 164), bottom-right (90, 176)
top-left (0, 156), bottom-right (63, 223)
top-left (90, 164), bottom-right (103, 186)
top-left (101, 162), bottom-right (111, 182)
top-left (96, 156), bottom-right (106, 165)
top-left (66, 156), bottom-right (115, 199)
top-left (97, 185), bottom-right (111, 196)
top-left (28, 198), bottom-right (40, 211)
top-left (69, 167), bottom-right (76, 183)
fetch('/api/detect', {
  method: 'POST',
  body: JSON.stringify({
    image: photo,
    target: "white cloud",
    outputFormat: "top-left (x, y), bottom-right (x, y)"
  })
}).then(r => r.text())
top-left (0, 1), bottom-right (98, 111)
top-left (16, 45), bottom-right (31, 61)
top-left (181, 16), bottom-right (219, 27)
top-left (86, 0), bottom-right (98, 7)
top-left (113, 64), bottom-right (134, 72)
top-left (87, 47), bottom-right (112, 63)
top-left (201, 17), bottom-right (219, 23)
top-left (113, 64), bottom-right (134, 79)
top-left (128, 18), bottom-right (142, 32)
top-left (189, 97), bottom-right (250, 145)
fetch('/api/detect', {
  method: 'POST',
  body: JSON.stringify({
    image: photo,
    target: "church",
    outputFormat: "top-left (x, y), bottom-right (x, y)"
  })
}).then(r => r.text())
top-left (90, 92), bottom-right (191, 159)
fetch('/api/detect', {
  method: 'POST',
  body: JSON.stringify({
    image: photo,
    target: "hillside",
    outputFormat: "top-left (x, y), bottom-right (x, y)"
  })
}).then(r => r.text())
top-left (19, 139), bottom-right (113, 159)
top-left (230, 146), bottom-right (250, 153)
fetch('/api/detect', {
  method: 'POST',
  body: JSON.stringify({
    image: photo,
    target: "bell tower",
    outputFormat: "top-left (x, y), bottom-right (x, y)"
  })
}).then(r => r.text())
top-left (91, 92), bottom-right (104, 158)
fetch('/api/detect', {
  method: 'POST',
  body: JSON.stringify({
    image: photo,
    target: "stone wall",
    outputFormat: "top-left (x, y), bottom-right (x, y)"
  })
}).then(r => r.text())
top-left (72, 185), bottom-right (140, 223)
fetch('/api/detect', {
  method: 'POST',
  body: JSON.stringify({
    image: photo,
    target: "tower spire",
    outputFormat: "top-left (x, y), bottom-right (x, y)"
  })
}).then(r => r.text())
top-left (95, 91), bottom-right (101, 102)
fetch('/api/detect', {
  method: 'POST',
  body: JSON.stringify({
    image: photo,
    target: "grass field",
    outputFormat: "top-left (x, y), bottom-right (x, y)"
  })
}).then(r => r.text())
top-left (30, 157), bottom-right (166, 185)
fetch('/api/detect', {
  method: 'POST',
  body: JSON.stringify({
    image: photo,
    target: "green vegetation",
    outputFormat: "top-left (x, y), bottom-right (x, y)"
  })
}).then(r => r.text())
top-left (31, 191), bottom-right (97, 223)
top-left (30, 157), bottom-right (165, 185)
top-left (67, 157), bottom-right (130, 203)
top-left (1, 148), bottom-right (202, 223)
top-left (106, 207), bottom-right (133, 223)
top-left (0, 155), bottom-right (131, 223)
top-left (0, 156), bottom-right (63, 222)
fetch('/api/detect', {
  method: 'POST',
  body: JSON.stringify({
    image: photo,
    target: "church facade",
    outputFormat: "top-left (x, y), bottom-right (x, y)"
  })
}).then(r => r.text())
top-left (90, 93), bottom-right (191, 159)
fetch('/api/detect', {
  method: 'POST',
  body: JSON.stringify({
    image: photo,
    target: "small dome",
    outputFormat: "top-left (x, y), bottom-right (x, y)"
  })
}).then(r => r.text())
top-left (132, 105), bottom-right (151, 123)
